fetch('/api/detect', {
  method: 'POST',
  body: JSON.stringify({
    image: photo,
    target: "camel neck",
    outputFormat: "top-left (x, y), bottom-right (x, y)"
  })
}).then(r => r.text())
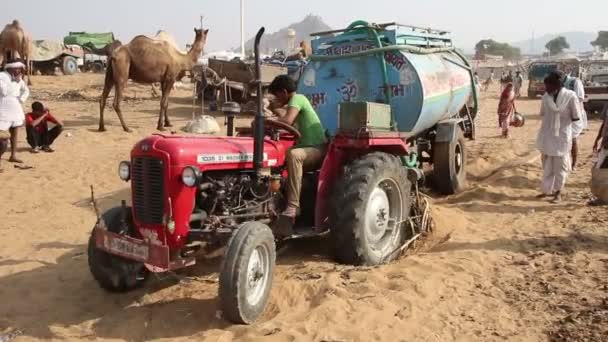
top-left (185, 45), bottom-right (203, 66)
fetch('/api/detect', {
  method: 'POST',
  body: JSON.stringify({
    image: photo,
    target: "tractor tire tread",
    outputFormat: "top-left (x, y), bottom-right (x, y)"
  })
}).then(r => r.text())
top-left (330, 152), bottom-right (411, 266)
top-left (219, 221), bottom-right (276, 324)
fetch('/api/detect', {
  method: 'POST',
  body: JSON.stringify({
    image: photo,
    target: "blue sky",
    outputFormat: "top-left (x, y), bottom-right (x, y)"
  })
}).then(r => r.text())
top-left (1, 0), bottom-right (606, 52)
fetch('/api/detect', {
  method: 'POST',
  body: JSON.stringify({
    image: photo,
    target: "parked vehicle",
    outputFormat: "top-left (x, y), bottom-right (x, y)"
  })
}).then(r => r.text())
top-left (527, 59), bottom-right (580, 98)
top-left (30, 40), bottom-right (83, 75)
top-left (64, 32), bottom-right (116, 73)
top-left (87, 21), bottom-right (477, 325)
top-left (583, 60), bottom-right (608, 114)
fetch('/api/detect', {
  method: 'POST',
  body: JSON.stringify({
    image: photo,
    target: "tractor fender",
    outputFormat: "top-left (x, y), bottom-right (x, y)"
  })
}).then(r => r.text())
top-left (315, 143), bottom-right (347, 229)
top-left (314, 137), bottom-right (413, 229)
top-left (435, 118), bottom-right (463, 144)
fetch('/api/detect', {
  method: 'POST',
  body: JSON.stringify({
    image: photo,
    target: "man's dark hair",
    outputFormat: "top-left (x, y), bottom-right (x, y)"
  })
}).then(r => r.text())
top-left (268, 75), bottom-right (297, 94)
top-left (32, 101), bottom-right (44, 112)
top-left (544, 71), bottom-right (564, 86)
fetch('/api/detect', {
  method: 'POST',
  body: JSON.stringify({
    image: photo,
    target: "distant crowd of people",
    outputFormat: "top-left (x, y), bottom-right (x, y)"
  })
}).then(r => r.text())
top-left (0, 59), bottom-right (63, 171)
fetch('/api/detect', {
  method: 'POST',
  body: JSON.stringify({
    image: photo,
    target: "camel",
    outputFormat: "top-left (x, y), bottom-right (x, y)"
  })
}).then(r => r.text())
top-left (99, 28), bottom-right (208, 132)
top-left (0, 20), bottom-right (32, 85)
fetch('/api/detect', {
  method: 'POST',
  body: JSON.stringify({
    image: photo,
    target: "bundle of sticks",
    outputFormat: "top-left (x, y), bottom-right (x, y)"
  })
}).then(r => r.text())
top-left (383, 183), bottom-right (434, 262)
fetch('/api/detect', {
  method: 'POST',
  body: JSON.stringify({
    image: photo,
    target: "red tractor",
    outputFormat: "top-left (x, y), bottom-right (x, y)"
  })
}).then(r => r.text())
top-left (88, 25), bottom-right (475, 324)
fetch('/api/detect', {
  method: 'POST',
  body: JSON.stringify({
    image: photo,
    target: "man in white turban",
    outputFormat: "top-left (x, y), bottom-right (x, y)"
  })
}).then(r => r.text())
top-left (0, 59), bottom-right (30, 169)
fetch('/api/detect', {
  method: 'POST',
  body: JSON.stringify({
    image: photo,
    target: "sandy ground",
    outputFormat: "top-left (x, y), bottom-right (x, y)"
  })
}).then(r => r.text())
top-left (1, 74), bottom-right (607, 342)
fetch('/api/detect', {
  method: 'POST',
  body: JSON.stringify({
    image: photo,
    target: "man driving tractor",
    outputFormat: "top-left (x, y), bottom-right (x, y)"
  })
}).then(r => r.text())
top-left (267, 75), bottom-right (328, 236)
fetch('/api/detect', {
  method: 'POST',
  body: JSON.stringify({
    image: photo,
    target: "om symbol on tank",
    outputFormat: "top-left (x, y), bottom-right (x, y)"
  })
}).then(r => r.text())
top-left (337, 78), bottom-right (358, 102)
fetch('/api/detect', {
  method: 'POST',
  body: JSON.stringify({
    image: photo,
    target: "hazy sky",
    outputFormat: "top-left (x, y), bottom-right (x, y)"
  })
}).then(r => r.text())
top-left (1, 0), bottom-right (606, 52)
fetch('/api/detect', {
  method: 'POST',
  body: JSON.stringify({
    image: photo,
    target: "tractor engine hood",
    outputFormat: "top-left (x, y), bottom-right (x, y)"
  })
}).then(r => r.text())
top-left (132, 134), bottom-right (292, 171)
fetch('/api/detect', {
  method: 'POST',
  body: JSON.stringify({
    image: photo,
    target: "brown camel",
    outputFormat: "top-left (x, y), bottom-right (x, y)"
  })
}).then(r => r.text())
top-left (0, 20), bottom-right (32, 85)
top-left (99, 28), bottom-right (208, 132)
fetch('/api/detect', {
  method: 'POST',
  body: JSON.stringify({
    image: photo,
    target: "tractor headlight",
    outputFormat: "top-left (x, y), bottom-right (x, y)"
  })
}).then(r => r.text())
top-left (118, 161), bottom-right (130, 181)
top-left (181, 166), bottom-right (201, 188)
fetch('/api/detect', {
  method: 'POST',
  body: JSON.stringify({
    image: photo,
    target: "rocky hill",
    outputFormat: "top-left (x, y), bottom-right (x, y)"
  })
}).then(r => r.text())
top-left (241, 14), bottom-right (331, 53)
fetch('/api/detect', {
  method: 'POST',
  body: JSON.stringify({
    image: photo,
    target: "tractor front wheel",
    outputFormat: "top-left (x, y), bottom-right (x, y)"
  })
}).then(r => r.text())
top-left (219, 221), bottom-right (276, 324)
top-left (330, 152), bottom-right (412, 266)
top-left (88, 207), bottom-right (149, 292)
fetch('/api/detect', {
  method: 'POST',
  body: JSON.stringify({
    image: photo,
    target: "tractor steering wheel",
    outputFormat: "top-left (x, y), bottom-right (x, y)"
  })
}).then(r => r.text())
top-left (265, 119), bottom-right (301, 139)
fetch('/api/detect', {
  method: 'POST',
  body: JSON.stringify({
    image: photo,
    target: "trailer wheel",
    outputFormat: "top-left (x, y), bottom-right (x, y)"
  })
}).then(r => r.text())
top-left (91, 62), bottom-right (104, 73)
top-left (330, 152), bottom-right (412, 266)
top-left (88, 207), bottom-right (149, 292)
top-left (62, 56), bottom-right (78, 75)
top-left (433, 128), bottom-right (467, 195)
top-left (219, 221), bottom-right (276, 324)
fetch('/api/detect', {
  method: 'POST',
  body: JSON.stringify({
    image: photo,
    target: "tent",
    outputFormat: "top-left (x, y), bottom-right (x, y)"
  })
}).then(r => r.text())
top-left (63, 32), bottom-right (115, 49)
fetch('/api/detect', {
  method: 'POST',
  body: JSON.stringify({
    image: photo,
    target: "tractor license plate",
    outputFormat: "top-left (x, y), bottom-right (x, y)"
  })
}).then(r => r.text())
top-left (94, 227), bottom-right (179, 271)
top-left (95, 228), bottom-right (152, 264)
top-left (106, 235), bottom-right (149, 260)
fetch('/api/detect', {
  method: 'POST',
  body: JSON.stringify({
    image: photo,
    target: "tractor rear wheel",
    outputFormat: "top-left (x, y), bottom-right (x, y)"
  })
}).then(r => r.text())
top-left (87, 207), bottom-right (149, 292)
top-left (432, 128), bottom-right (467, 195)
top-left (219, 221), bottom-right (276, 324)
top-left (330, 152), bottom-right (412, 266)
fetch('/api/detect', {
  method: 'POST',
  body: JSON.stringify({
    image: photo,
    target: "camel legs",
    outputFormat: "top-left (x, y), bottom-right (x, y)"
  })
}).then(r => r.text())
top-left (98, 76), bottom-right (114, 132)
top-left (158, 80), bottom-right (175, 131)
top-left (112, 81), bottom-right (131, 132)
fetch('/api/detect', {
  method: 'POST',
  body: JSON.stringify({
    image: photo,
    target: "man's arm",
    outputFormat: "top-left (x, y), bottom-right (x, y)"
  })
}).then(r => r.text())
top-left (29, 112), bottom-right (49, 127)
top-left (594, 120), bottom-right (605, 152)
top-left (18, 80), bottom-right (30, 103)
top-left (277, 106), bottom-right (299, 125)
top-left (568, 95), bottom-right (581, 121)
top-left (574, 79), bottom-right (585, 102)
top-left (46, 112), bottom-right (63, 126)
top-left (0, 74), bottom-right (9, 96)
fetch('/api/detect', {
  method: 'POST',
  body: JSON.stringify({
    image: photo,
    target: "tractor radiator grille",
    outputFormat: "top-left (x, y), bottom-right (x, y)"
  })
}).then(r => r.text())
top-left (131, 157), bottom-right (165, 224)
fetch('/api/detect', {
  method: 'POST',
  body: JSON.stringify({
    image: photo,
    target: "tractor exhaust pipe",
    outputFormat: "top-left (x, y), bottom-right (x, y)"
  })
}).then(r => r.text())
top-left (253, 27), bottom-right (265, 174)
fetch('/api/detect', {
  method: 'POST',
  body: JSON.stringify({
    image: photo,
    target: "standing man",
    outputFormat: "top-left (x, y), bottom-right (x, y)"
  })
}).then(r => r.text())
top-left (514, 71), bottom-right (524, 98)
top-left (564, 72), bottom-right (587, 169)
top-left (0, 59), bottom-right (30, 169)
top-left (25, 101), bottom-right (63, 153)
top-left (536, 71), bottom-right (581, 203)
top-left (267, 75), bottom-right (328, 236)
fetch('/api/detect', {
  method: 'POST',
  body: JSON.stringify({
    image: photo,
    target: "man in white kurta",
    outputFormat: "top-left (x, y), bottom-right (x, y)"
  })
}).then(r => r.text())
top-left (565, 74), bottom-right (587, 169)
top-left (536, 72), bottom-right (581, 202)
top-left (0, 60), bottom-right (30, 168)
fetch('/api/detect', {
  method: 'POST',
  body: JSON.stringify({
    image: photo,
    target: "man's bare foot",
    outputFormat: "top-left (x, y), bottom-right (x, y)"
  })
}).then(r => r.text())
top-left (8, 157), bottom-right (23, 163)
top-left (536, 193), bottom-right (551, 198)
top-left (31, 147), bottom-right (40, 153)
top-left (551, 192), bottom-right (562, 204)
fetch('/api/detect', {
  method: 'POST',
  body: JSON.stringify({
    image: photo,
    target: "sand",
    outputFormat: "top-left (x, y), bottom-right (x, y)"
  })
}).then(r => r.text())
top-left (1, 74), bottom-right (607, 342)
